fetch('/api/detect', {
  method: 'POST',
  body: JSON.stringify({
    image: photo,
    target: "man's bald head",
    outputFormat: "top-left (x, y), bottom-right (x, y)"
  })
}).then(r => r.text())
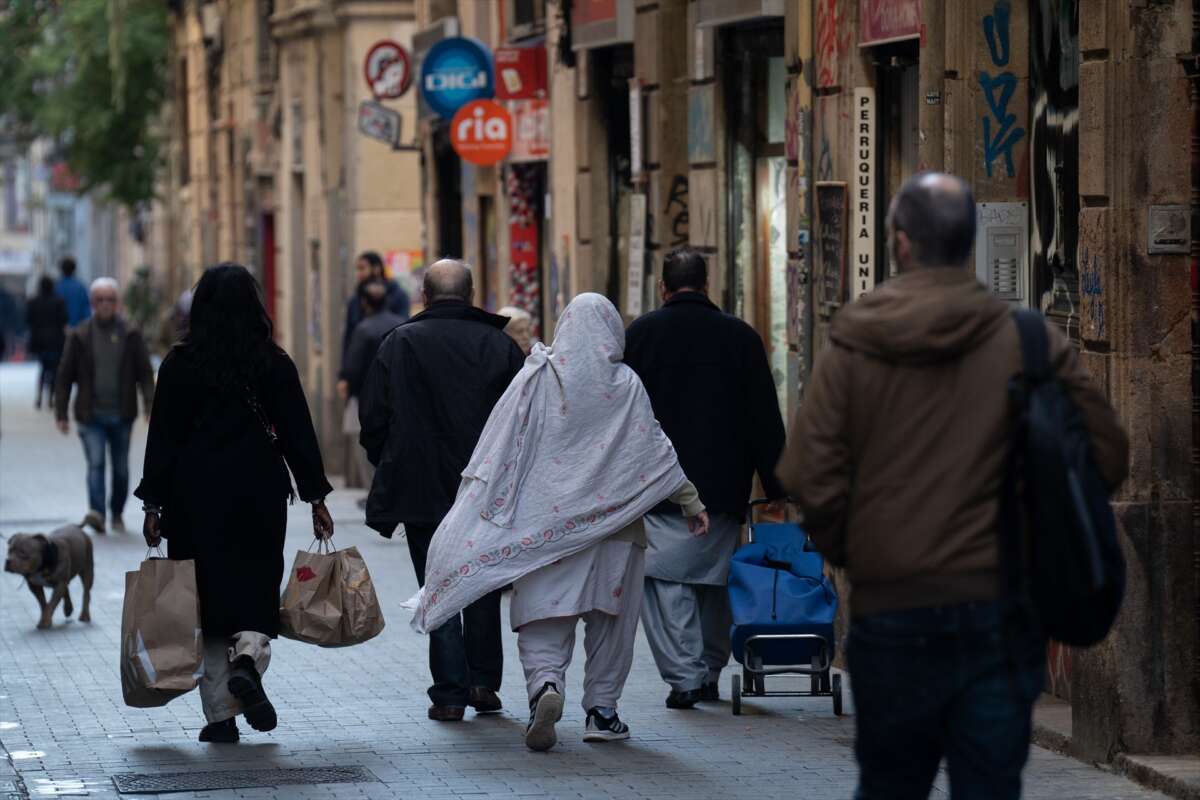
top-left (424, 258), bottom-right (474, 304)
top-left (887, 172), bottom-right (976, 270)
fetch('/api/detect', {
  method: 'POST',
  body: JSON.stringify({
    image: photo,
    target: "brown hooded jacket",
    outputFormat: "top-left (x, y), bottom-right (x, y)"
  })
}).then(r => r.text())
top-left (777, 268), bottom-right (1129, 617)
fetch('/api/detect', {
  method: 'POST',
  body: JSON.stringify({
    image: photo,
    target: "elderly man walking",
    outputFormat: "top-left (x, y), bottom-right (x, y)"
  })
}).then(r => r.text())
top-left (624, 246), bottom-right (786, 709)
top-left (55, 277), bottom-right (155, 534)
top-left (778, 173), bottom-right (1129, 799)
top-left (360, 259), bottom-right (524, 721)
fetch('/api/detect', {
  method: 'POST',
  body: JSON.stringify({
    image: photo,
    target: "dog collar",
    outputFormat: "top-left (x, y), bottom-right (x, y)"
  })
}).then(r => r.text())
top-left (39, 537), bottom-right (58, 575)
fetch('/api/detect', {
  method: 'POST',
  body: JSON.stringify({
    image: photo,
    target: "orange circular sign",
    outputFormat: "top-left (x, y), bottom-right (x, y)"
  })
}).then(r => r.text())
top-left (450, 100), bottom-right (513, 166)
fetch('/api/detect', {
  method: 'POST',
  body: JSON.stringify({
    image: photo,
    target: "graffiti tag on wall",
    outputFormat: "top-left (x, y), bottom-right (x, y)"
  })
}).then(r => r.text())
top-left (816, 0), bottom-right (845, 89)
top-left (979, 0), bottom-right (1025, 179)
top-left (664, 175), bottom-right (689, 248)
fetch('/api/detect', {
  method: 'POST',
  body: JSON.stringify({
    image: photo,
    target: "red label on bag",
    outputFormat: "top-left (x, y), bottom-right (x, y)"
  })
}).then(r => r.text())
top-left (296, 566), bottom-right (317, 582)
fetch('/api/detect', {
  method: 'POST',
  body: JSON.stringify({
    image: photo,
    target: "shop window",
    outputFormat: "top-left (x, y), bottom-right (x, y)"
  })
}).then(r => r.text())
top-left (507, 0), bottom-right (546, 40)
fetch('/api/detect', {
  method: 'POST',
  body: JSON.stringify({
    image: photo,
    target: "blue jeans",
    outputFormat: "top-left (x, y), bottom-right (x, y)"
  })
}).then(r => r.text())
top-left (79, 414), bottom-right (132, 517)
top-left (847, 601), bottom-right (1046, 800)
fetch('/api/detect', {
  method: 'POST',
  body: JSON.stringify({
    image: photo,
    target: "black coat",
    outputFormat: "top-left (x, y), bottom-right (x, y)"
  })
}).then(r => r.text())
top-left (339, 310), bottom-right (405, 397)
top-left (360, 301), bottom-right (524, 535)
top-left (624, 292), bottom-right (786, 518)
top-left (25, 295), bottom-right (67, 355)
top-left (342, 280), bottom-right (410, 361)
top-left (134, 348), bottom-right (333, 638)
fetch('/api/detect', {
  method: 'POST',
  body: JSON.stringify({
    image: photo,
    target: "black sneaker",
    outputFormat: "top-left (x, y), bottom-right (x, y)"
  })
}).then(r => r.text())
top-left (198, 718), bottom-right (239, 743)
top-left (666, 688), bottom-right (700, 709)
top-left (583, 708), bottom-right (630, 742)
top-left (699, 682), bottom-right (720, 702)
top-left (525, 682), bottom-right (563, 752)
top-left (227, 655), bottom-right (277, 733)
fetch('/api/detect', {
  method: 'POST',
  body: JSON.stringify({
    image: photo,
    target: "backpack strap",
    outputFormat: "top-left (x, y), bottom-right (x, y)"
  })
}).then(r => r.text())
top-left (1011, 308), bottom-right (1050, 383)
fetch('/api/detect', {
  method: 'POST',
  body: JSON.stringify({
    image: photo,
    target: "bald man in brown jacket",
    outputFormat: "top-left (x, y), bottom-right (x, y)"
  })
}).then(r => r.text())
top-left (777, 173), bottom-right (1128, 800)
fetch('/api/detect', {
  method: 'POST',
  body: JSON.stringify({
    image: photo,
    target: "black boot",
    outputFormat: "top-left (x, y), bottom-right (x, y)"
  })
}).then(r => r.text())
top-left (227, 655), bottom-right (277, 732)
top-left (198, 718), bottom-right (239, 743)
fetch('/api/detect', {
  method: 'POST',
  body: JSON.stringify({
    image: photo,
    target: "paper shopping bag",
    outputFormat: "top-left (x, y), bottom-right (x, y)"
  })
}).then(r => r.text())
top-left (120, 557), bottom-right (203, 708)
top-left (279, 543), bottom-right (385, 647)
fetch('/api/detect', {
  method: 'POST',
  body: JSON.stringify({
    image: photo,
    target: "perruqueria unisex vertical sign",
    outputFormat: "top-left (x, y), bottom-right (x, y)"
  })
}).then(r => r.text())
top-left (852, 87), bottom-right (875, 300)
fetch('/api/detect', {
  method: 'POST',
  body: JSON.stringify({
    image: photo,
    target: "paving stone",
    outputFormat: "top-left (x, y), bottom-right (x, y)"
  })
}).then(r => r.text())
top-left (0, 363), bottom-right (1171, 799)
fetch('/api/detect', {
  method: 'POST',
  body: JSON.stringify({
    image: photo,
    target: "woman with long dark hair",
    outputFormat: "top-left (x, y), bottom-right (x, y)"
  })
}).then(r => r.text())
top-left (135, 263), bottom-right (333, 743)
top-left (25, 275), bottom-right (67, 409)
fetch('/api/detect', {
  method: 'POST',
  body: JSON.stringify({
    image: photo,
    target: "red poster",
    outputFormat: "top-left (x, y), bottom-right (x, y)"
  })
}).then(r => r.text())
top-left (495, 45), bottom-right (547, 101)
top-left (858, 0), bottom-right (921, 47)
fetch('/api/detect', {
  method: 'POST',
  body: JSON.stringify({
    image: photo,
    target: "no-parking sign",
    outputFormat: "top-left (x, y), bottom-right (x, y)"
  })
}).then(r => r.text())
top-left (363, 40), bottom-right (412, 100)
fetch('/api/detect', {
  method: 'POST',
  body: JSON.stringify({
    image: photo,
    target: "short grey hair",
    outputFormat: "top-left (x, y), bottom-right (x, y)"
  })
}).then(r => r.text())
top-left (89, 277), bottom-right (120, 297)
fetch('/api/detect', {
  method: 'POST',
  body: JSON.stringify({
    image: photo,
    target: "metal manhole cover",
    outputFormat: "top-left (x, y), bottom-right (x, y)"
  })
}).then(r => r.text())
top-left (113, 765), bottom-right (376, 794)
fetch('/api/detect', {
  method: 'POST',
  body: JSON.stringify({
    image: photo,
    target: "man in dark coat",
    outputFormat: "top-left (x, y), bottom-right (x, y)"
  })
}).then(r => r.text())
top-left (342, 251), bottom-right (409, 365)
top-left (360, 258), bottom-right (524, 722)
top-left (55, 278), bottom-right (155, 535)
top-left (624, 246), bottom-right (787, 709)
top-left (338, 279), bottom-right (405, 493)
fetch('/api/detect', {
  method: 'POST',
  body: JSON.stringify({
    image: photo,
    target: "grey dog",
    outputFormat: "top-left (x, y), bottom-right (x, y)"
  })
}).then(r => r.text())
top-left (4, 525), bottom-right (94, 630)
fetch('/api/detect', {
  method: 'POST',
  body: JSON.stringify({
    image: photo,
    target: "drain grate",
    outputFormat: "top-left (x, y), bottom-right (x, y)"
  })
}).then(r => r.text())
top-left (113, 765), bottom-right (376, 794)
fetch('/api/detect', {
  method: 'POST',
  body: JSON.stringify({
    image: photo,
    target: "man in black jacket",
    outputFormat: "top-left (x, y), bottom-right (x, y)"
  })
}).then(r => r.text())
top-left (360, 259), bottom-right (524, 722)
top-left (624, 246), bottom-right (786, 708)
top-left (338, 279), bottom-right (405, 498)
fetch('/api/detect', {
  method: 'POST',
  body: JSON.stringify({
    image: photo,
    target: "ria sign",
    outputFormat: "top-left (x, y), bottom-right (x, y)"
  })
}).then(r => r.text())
top-left (420, 37), bottom-right (495, 119)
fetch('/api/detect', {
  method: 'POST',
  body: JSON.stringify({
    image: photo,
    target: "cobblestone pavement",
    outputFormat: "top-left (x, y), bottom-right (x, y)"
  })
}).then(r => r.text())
top-left (0, 363), bottom-right (1168, 799)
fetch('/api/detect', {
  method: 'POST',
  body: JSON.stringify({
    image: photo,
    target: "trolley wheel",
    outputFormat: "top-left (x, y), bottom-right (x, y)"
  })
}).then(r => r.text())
top-left (810, 655), bottom-right (822, 695)
top-left (731, 674), bottom-right (742, 716)
top-left (832, 673), bottom-right (844, 717)
top-left (750, 656), bottom-right (766, 695)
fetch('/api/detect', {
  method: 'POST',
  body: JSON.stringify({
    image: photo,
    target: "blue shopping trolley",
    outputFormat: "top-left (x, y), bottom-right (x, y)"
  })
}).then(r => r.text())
top-left (728, 500), bottom-right (842, 716)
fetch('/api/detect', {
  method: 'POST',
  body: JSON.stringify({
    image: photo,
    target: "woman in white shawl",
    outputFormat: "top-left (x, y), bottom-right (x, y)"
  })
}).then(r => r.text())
top-left (415, 292), bottom-right (708, 751)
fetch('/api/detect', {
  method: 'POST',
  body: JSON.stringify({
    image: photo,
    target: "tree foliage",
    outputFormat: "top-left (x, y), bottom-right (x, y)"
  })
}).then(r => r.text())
top-left (0, 0), bottom-right (169, 210)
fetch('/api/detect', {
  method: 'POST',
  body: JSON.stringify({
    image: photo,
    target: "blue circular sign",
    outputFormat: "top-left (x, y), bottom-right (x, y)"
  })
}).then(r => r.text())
top-left (420, 37), bottom-right (495, 119)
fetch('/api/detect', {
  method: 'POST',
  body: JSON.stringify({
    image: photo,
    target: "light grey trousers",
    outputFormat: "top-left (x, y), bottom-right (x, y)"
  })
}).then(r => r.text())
top-left (199, 631), bottom-right (271, 723)
top-left (641, 578), bottom-right (732, 692)
top-left (517, 550), bottom-right (645, 712)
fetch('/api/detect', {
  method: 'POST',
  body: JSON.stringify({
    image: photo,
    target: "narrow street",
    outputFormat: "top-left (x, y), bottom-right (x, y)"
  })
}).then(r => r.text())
top-left (0, 362), bottom-right (1166, 799)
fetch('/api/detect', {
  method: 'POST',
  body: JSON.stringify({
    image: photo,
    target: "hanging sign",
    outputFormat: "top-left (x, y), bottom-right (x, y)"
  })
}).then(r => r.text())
top-left (358, 101), bottom-right (402, 147)
top-left (420, 37), bottom-right (495, 119)
top-left (852, 87), bottom-right (875, 301)
top-left (450, 99), bottom-right (513, 166)
top-left (363, 40), bottom-right (412, 100)
top-left (858, 0), bottom-right (922, 47)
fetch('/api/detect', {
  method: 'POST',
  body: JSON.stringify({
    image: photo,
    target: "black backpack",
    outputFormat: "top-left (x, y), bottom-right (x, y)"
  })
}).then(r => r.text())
top-left (999, 309), bottom-right (1125, 647)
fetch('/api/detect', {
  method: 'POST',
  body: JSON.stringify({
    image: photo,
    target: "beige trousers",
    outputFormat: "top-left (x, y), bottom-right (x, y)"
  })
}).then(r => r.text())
top-left (199, 631), bottom-right (272, 723)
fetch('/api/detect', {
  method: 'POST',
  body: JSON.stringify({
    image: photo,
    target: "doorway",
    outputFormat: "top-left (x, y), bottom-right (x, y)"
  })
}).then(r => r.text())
top-left (874, 41), bottom-right (921, 279)
top-left (724, 24), bottom-right (787, 410)
top-left (433, 124), bottom-right (463, 259)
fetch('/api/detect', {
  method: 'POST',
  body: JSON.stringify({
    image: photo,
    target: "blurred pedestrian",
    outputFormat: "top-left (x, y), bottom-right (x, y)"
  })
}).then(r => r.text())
top-left (342, 251), bottom-right (410, 365)
top-left (25, 276), bottom-right (68, 410)
top-left (360, 259), bottom-right (523, 722)
top-left (776, 173), bottom-right (1130, 800)
top-left (338, 278), bottom-right (404, 500)
top-left (54, 278), bottom-right (154, 535)
top-left (496, 305), bottom-right (534, 355)
top-left (56, 257), bottom-right (91, 326)
top-left (135, 263), bottom-right (333, 744)
top-left (624, 245), bottom-right (786, 708)
top-left (412, 293), bottom-right (709, 752)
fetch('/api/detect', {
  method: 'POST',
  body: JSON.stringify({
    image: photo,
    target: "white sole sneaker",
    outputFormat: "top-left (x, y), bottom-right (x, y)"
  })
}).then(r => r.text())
top-left (524, 689), bottom-right (564, 752)
top-left (583, 717), bottom-right (631, 742)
